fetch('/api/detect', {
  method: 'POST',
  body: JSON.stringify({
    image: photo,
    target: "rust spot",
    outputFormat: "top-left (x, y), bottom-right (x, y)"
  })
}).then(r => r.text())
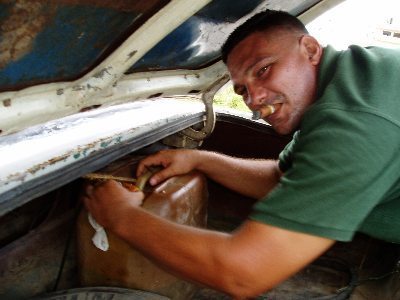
top-left (2, 98), bottom-right (11, 107)
top-left (148, 92), bottom-right (163, 99)
top-left (0, 1), bottom-right (56, 69)
top-left (26, 153), bottom-right (70, 175)
top-left (25, 140), bottom-right (98, 175)
top-left (56, 88), bottom-right (64, 95)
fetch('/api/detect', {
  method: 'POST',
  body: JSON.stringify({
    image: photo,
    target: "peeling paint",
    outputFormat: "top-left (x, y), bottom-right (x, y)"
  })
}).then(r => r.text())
top-left (100, 141), bottom-right (112, 148)
top-left (72, 85), bottom-right (85, 91)
top-left (18, 134), bottom-right (121, 178)
top-left (26, 154), bottom-right (70, 175)
top-left (126, 50), bottom-right (138, 62)
top-left (56, 89), bottom-right (64, 95)
top-left (2, 98), bottom-right (11, 107)
top-left (86, 84), bottom-right (101, 91)
top-left (93, 67), bottom-right (112, 79)
top-left (6, 171), bottom-right (26, 183)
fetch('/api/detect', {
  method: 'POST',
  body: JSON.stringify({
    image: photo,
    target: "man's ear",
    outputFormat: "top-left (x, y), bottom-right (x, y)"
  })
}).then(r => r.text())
top-left (300, 35), bottom-right (322, 65)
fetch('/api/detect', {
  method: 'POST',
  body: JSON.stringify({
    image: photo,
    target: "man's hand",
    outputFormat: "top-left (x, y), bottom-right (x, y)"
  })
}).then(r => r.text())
top-left (137, 149), bottom-right (281, 199)
top-left (81, 180), bottom-right (145, 229)
top-left (137, 149), bottom-right (199, 186)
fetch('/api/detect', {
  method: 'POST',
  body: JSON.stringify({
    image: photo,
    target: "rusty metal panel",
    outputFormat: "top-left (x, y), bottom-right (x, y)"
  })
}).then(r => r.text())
top-left (0, 0), bottom-right (170, 92)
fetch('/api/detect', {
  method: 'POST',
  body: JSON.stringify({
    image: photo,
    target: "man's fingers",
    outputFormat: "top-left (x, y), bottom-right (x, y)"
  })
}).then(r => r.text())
top-left (137, 160), bottom-right (160, 177)
top-left (134, 191), bottom-right (145, 205)
top-left (84, 183), bottom-right (94, 196)
top-left (136, 163), bottom-right (147, 177)
top-left (136, 150), bottom-right (172, 177)
top-left (148, 168), bottom-right (173, 186)
top-left (137, 162), bottom-right (168, 185)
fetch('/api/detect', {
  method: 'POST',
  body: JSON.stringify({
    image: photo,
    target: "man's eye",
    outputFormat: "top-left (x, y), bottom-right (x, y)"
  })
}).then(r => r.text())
top-left (257, 66), bottom-right (269, 77)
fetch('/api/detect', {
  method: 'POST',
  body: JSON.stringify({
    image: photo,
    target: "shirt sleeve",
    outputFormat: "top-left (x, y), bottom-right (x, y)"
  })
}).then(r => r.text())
top-left (250, 107), bottom-right (400, 241)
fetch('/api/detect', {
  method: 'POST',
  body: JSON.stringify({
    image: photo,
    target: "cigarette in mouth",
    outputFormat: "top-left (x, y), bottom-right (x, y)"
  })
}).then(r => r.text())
top-left (252, 104), bottom-right (276, 120)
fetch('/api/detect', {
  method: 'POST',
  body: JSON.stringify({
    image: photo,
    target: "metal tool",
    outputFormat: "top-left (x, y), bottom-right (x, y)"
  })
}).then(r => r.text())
top-left (82, 166), bottom-right (162, 191)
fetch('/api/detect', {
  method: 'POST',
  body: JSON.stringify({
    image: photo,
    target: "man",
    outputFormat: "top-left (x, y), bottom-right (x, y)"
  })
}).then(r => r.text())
top-left (82, 10), bottom-right (400, 298)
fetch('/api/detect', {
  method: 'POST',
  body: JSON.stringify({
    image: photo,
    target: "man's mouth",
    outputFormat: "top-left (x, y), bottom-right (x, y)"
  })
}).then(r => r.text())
top-left (252, 104), bottom-right (279, 120)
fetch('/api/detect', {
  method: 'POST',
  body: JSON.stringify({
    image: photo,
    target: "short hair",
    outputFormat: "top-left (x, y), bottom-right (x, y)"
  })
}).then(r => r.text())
top-left (221, 10), bottom-right (308, 63)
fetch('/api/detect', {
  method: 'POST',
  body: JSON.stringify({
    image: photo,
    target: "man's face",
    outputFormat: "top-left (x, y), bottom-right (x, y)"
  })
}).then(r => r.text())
top-left (226, 30), bottom-right (320, 135)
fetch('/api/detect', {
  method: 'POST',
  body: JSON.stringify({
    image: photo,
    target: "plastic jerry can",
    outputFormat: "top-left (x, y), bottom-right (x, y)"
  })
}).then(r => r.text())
top-left (76, 158), bottom-right (208, 300)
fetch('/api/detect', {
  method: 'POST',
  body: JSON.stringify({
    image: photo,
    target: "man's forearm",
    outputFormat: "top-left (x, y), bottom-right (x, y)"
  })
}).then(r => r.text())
top-left (195, 151), bottom-right (281, 199)
top-left (110, 203), bottom-right (334, 299)
top-left (112, 204), bottom-right (234, 292)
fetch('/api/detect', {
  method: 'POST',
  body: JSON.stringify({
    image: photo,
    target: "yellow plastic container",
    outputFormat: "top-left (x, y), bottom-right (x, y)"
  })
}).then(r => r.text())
top-left (76, 158), bottom-right (208, 300)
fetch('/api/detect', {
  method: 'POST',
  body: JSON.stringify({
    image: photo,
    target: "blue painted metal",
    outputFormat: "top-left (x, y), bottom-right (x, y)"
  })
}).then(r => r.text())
top-left (129, 0), bottom-right (264, 72)
top-left (0, 3), bottom-right (141, 91)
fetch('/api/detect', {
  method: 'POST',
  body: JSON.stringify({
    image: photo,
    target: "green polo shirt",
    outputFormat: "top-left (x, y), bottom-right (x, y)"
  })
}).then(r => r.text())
top-left (250, 45), bottom-right (400, 243)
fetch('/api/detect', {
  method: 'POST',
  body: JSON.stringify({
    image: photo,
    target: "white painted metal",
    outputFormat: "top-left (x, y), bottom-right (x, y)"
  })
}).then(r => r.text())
top-left (299, 0), bottom-right (345, 24)
top-left (0, 98), bottom-right (204, 197)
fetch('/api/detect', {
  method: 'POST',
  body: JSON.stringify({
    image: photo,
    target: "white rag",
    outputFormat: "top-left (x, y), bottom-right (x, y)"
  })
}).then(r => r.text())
top-left (88, 213), bottom-right (109, 251)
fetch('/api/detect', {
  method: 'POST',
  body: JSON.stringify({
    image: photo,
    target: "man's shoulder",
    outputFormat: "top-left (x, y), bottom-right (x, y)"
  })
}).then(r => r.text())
top-left (316, 45), bottom-right (400, 124)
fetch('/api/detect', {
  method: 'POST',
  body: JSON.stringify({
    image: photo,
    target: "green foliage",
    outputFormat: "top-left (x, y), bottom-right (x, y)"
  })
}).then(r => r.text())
top-left (213, 83), bottom-right (250, 112)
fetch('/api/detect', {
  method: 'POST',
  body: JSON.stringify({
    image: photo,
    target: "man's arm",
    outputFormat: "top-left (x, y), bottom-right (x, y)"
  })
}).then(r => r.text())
top-left (83, 181), bottom-right (335, 299)
top-left (137, 149), bottom-right (282, 199)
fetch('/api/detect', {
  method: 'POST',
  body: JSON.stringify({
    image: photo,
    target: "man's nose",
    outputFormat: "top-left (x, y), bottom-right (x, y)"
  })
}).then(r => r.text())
top-left (246, 84), bottom-right (268, 110)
